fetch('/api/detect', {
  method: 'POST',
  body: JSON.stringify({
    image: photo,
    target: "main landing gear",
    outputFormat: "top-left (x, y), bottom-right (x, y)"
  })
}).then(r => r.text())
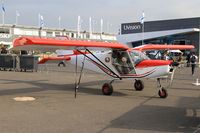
top-left (157, 78), bottom-right (168, 98)
top-left (134, 79), bottom-right (144, 91)
top-left (101, 79), bottom-right (145, 96)
top-left (102, 83), bottom-right (113, 95)
top-left (102, 80), bottom-right (115, 95)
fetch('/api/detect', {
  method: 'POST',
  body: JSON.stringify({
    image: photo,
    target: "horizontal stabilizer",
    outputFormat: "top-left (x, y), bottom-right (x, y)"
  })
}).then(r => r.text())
top-left (38, 56), bottom-right (71, 64)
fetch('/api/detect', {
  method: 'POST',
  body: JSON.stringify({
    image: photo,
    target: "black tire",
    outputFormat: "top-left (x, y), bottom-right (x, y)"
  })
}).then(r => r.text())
top-left (134, 80), bottom-right (144, 91)
top-left (102, 83), bottom-right (113, 95)
top-left (158, 88), bottom-right (168, 98)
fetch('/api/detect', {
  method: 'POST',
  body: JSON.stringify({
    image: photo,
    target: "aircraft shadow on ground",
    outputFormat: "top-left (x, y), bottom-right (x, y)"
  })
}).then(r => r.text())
top-left (98, 97), bottom-right (200, 133)
top-left (0, 79), bottom-right (127, 97)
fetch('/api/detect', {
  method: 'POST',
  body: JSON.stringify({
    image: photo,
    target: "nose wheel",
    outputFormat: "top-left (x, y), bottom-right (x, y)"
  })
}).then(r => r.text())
top-left (157, 78), bottom-right (168, 98)
top-left (102, 83), bottom-right (113, 95)
top-left (158, 87), bottom-right (168, 98)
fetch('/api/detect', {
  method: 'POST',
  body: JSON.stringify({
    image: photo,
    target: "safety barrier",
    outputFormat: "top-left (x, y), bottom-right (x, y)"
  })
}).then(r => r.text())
top-left (0, 54), bottom-right (16, 70)
top-left (18, 55), bottom-right (39, 72)
top-left (0, 54), bottom-right (39, 72)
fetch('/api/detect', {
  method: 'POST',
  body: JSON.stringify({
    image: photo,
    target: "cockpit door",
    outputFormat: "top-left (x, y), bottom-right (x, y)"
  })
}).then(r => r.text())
top-left (112, 50), bottom-right (136, 75)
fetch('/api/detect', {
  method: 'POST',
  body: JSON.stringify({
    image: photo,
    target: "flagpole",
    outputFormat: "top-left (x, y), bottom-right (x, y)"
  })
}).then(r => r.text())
top-left (38, 14), bottom-right (44, 28)
top-left (2, 11), bottom-right (4, 24)
top-left (77, 16), bottom-right (80, 38)
top-left (58, 16), bottom-right (61, 29)
top-left (118, 24), bottom-right (121, 35)
top-left (100, 18), bottom-right (103, 40)
top-left (1, 1), bottom-right (5, 25)
top-left (142, 22), bottom-right (144, 45)
top-left (89, 17), bottom-right (92, 39)
top-left (16, 10), bottom-right (19, 25)
top-left (141, 11), bottom-right (145, 45)
top-left (38, 13), bottom-right (40, 27)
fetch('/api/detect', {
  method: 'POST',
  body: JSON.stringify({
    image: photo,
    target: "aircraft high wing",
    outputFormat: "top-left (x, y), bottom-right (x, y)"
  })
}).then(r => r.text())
top-left (132, 44), bottom-right (194, 51)
top-left (12, 37), bottom-right (195, 98)
top-left (13, 37), bottom-right (128, 51)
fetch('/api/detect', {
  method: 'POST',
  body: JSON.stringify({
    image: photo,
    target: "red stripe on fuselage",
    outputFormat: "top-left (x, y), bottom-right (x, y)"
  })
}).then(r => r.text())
top-left (136, 60), bottom-right (172, 68)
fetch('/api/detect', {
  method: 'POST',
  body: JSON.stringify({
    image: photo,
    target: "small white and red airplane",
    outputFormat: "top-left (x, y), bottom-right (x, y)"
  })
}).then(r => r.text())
top-left (12, 37), bottom-right (194, 98)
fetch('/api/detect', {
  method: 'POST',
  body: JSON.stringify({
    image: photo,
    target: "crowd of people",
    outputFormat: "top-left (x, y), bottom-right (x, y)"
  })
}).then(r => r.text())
top-left (162, 50), bottom-right (198, 76)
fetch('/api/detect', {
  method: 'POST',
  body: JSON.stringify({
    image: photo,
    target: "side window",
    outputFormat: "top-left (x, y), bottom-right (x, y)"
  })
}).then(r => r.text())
top-left (130, 51), bottom-right (141, 65)
top-left (112, 50), bottom-right (135, 75)
top-left (129, 50), bottom-right (149, 66)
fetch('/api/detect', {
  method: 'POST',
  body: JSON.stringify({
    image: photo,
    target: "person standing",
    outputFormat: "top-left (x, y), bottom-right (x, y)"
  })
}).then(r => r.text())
top-left (177, 52), bottom-right (183, 68)
top-left (1, 45), bottom-right (8, 54)
top-left (162, 50), bottom-right (170, 60)
top-left (186, 52), bottom-right (191, 67)
top-left (190, 52), bottom-right (198, 75)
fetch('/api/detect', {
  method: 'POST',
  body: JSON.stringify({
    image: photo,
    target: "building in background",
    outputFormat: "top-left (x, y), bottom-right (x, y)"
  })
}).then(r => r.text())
top-left (117, 17), bottom-right (200, 61)
top-left (0, 24), bottom-right (117, 49)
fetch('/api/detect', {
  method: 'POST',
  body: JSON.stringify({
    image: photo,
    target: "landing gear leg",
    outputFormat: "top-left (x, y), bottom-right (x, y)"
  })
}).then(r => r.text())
top-left (74, 50), bottom-right (86, 98)
top-left (157, 78), bottom-right (168, 98)
top-left (134, 79), bottom-right (144, 91)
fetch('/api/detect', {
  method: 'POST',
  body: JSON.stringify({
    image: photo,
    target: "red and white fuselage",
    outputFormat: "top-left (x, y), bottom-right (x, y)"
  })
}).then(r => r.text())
top-left (68, 50), bottom-right (172, 79)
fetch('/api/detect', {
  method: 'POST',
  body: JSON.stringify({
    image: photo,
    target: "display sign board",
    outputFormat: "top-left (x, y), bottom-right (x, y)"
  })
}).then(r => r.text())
top-left (121, 17), bottom-right (200, 35)
top-left (0, 33), bottom-right (12, 38)
top-left (121, 22), bottom-right (142, 34)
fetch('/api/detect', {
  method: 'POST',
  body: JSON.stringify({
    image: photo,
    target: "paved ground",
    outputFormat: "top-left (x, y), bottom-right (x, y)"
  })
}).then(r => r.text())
top-left (0, 64), bottom-right (200, 133)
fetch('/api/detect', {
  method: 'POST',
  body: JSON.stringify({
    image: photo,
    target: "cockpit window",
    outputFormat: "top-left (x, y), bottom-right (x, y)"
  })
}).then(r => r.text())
top-left (129, 50), bottom-right (149, 65)
top-left (112, 50), bottom-right (136, 75)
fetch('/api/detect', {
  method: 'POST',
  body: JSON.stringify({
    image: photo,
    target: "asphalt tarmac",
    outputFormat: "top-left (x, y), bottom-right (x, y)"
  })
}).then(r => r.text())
top-left (0, 63), bottom-right (200, 133)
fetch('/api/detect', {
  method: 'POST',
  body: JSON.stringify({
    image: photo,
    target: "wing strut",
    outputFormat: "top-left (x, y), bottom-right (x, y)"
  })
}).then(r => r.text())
top-left (75, 51), bottom-right (78, 98)
top-left (77, 49), bottom-right (121, 79)
top-left (74, 49), bottom-right (86, 98)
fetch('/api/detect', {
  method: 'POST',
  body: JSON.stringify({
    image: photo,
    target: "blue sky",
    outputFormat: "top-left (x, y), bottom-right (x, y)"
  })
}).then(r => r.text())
top-left (2, 0), bottom-right (200, 34)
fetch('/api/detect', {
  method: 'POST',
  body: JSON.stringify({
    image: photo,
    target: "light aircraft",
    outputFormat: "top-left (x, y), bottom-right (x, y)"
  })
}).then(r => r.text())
top-left (12, 37), bottom-right (194, 98)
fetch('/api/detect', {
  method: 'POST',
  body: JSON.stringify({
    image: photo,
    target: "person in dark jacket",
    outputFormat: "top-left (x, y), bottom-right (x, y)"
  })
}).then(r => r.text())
top-left (190, 52), bottom-right (198, 75)
top-left (186, 52), bottom-right (191, 67)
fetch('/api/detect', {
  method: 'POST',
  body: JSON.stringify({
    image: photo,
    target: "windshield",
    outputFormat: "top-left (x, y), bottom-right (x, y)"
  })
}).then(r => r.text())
top-left (129, 50), bottom-right (150, 65)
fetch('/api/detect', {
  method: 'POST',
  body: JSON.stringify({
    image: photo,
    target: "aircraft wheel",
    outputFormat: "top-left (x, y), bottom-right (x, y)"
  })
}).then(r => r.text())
top-left (134, 80), bottom-right (144, 91)
top-left (102, 83), bottom-right (113, 95)
top-left (158, 88), bottom-right (168, 98)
